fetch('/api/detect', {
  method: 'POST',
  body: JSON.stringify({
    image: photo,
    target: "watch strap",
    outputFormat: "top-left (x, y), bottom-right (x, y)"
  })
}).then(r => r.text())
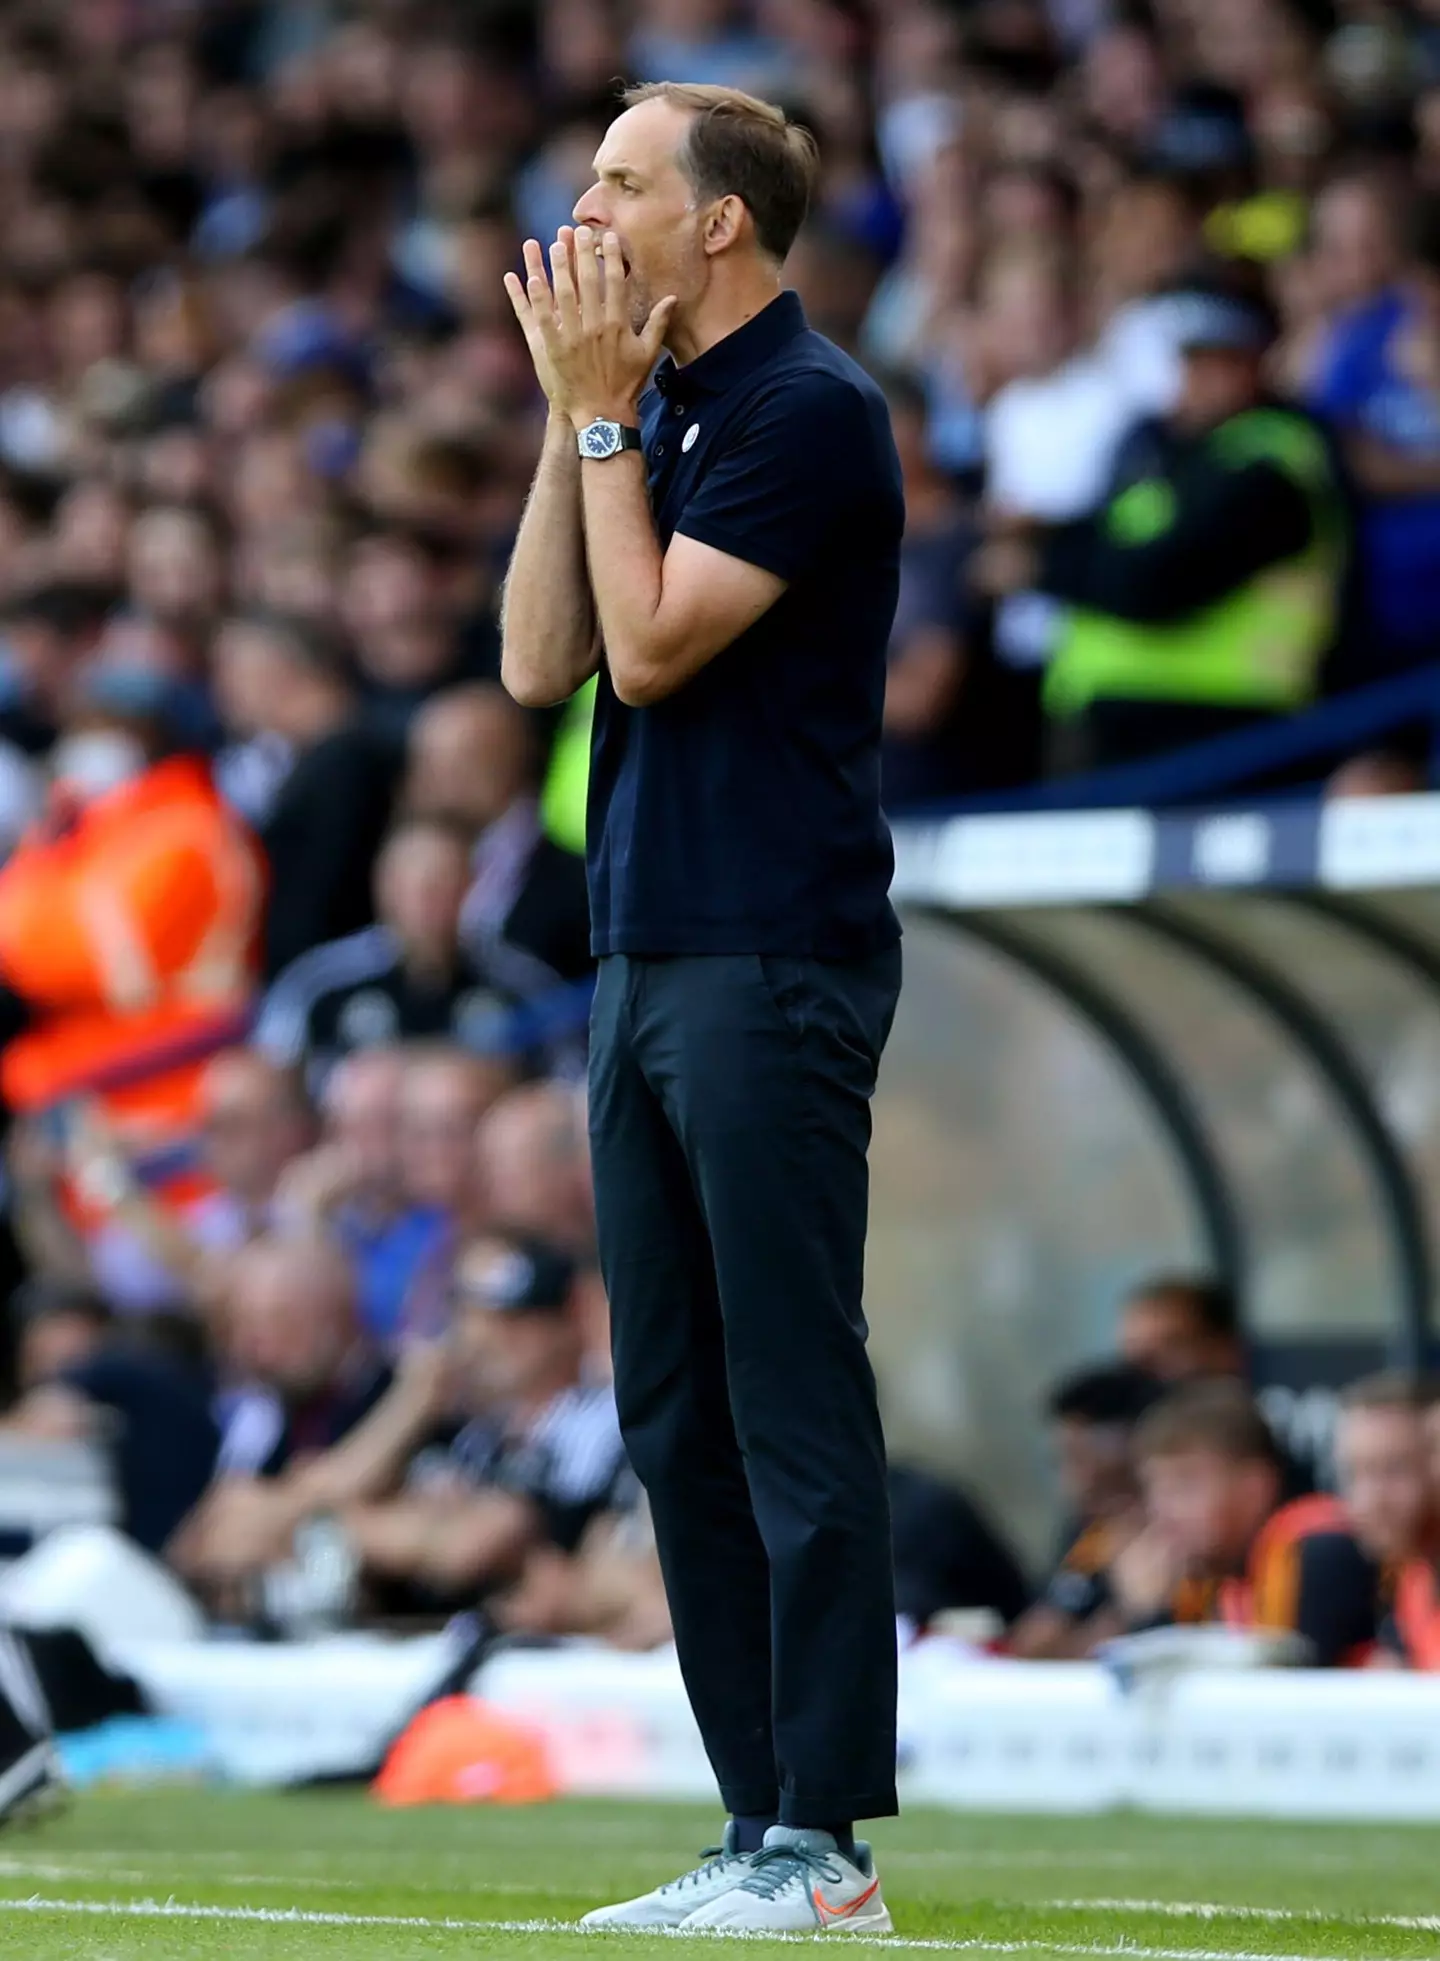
top-left (577, 420), bottom-right (643, 458)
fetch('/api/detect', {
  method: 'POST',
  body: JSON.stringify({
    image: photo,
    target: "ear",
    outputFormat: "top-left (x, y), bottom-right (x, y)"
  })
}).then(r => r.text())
top-left (702, 194), bottom-right (746, 257)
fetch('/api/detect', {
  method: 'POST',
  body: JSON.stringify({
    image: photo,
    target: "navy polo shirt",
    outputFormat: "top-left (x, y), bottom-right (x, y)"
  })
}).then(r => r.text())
top-left (586, 290), bottom-right (904, 959)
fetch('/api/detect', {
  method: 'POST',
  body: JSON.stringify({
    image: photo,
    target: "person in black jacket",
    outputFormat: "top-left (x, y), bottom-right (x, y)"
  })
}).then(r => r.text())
top-left (405, 684), bottom-right (593, 984)
top-left (211, 610), bottom-right (403, 979)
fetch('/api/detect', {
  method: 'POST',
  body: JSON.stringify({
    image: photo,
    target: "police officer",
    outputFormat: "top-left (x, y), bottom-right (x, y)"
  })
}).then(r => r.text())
top-left (975, 274), bottom-right (1349, 773)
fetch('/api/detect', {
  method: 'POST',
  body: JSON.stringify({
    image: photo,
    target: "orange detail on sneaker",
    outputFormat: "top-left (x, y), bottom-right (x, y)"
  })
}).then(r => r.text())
top-left (813, 1876), bottom-right (881, 1923)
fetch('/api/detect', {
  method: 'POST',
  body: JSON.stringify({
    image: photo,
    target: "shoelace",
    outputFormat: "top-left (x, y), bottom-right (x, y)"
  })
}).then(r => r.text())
top-left (734, 1842), bottom-right (845, 1899)
top-left (663, 1846), bottom-right (743, 1894)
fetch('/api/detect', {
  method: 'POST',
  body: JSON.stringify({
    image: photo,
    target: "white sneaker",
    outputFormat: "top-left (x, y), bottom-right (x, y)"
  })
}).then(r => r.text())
top-left (682, 1825), bottom-right (893, 1935)
top-left (579, 1821), bottom-right (754, 1929)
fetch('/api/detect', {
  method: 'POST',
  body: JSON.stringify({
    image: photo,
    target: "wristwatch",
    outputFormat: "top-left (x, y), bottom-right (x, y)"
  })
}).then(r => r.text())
top-left (577, 419), bottom-right (643, 461)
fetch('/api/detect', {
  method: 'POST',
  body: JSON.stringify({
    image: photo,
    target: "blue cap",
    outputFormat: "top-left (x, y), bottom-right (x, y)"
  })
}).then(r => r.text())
top-left (1166, 289), bottom-right (1276, 353)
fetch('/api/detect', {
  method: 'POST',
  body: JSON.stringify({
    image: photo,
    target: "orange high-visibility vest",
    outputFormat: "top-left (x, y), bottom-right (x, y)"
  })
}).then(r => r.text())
top-left (0, 757), bottom-right (266, 1179)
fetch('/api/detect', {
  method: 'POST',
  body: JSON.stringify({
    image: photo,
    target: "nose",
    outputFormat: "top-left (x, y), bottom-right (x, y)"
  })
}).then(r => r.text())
top-left (572, 185), bottom-right (608, 228)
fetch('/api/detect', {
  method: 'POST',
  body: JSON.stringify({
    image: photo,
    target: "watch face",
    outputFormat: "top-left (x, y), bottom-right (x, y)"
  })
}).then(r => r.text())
top-left (581, 421), bottom-right (620, 459)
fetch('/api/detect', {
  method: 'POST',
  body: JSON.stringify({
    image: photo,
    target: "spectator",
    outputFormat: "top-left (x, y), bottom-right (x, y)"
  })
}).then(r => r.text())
top-left (1326, 749), bottom-right (1429, 797)
top-left (341, 1230), bottom-right (624, 1604)
top-left (170, 1234), bottom-right (390, 1594)
top-left (0, 1279), bottom-right (218, 1555)
top-left (387, 1045), bottom-right (518, 1345)
top-left (492, 1479), bottom-right (672, 1652)
top-left (975, 276), bottom-right (1349, 773)
top-left (67, 1049), bottom-right (314, 1317)
top-left (1010, 1363), bottom-right (1163, 1659)
top-left (474, 1081), bottom-right (595, 1257)
top-left (0, 582), bottom-right (115, 758)
top-left (1308, 185), bottom-right (1440, 674)
top-left (982, 243), bottom-right (1139, 678)
top-left (254, 813), bottom-right (530, 1085)
top-left (888, 1463), bottom-right (1032, 1634)
top-left (1334, 1374), bottom-right (1440, 1668)
top-left (0, 666), bottom-right (264, 1234)
top-left (341, 530), bottom-right (471, 735)
top-left (1117, 1272), bottom-right (1247, 1382)
top-left (404, 684), bottom-right (593, 983)
top-left (211, 610), bottom-right (403, 979)
top-left (876, 370), bottom-right (975, 806)
top-left (276, 1048), bottom-right (443, 1352)
top-left (1125, 1381), bottom-right (1380, 1665)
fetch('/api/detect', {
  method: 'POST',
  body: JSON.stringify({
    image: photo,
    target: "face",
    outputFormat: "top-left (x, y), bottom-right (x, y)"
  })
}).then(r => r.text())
top-left (983, 257), bottom-right (1073, 381)
top-left (406, 695), bottom-right (531, 830)
top-left (19, 1311), bottom-right (103, 1391)
top-left (475, 1088), bottom-right (595, 1253)
top-left (51, 480), bottom-right (132, 583)
top-left (1054, 1416), bottom-right (1138, 1522)
top-left (211, 621), bottom-right (303, 739)
top-left (226, 1248), bottom-right (353, 1400)
top-left (248, 537), bottom-right (337, 621)
top-left (323, 1054), bottom-right (405, 1200)
top-left (1084, 28), bottom-right (1165, 142)
top-left (229, 431), bottom-right (310, 534)
top-left (1311, 181), bottom-right (1399, 312)
top-left (128, 509), bottom-right (222, 625)
top-left (50, 272), bottom-right (126, 376)
top-left (200, 1053), bottom-right (308, 1200)
top-left (1093, 184), bottom-right (1194, 302)
top-left (448, 1240), bottom-right (578, 1405)
top-left (397, 1059), bottom-right (508, 1211)
top-left (375, 828), bottom-right (470, 953)
top-left (342, 536), bottom-right (438, 639)
top-left (1336, 1404), bottom-right (1433, 1562)
top-left (983, 172), bottom-right (1071, 244)
top-left (138, 429), bottom-right (213, 506)
top-left (572, 99), bottom-right (712, 332)
top-left (1141, 1447), bottom-right (1277, 1570)
top-left (1120, 1292), bottom-right (1241, 1382)
top-left (1175, 346), bottom-right (1265, 433)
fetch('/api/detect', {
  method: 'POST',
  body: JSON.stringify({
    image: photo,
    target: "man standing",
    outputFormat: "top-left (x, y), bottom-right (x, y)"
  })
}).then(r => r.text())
top-left (501, 82), bottom-right (902, 1938)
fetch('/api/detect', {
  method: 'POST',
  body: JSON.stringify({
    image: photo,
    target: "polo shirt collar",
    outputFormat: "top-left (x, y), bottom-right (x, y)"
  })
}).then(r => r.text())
top-left (654, 289), bottom-right (806, 400)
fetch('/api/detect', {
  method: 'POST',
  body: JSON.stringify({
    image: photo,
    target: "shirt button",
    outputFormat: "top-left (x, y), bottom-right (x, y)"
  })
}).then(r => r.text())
top-left (656, 443), bottom-right (665, 457)
top-left (673, 402), bottom-right (686, 416)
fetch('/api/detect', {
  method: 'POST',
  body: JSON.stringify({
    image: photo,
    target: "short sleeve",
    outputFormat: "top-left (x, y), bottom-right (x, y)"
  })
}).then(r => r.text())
top-left (674, 374), bottom-right (881, 582)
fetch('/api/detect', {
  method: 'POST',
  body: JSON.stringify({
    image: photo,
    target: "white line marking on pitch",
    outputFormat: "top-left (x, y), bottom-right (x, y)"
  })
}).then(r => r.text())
top-left (0, 1895), bottom-right (1365, 1959)
top-left (1052, 1898), bottom-right (1440, 1934)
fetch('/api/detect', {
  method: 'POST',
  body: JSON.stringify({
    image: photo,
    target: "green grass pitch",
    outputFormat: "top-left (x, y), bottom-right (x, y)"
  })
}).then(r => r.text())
top-left (0, 1789), bottom-right (1434, 1958)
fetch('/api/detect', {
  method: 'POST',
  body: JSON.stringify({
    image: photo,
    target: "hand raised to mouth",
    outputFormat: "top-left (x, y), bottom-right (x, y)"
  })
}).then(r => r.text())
top-left (504, 224), bottom-right (674, 428)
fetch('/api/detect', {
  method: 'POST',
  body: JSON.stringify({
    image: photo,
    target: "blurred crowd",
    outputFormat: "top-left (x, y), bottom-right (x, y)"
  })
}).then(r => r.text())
top-left (0, 0), bottom-right (1435, 1672)
top-left (1012, 1275), bottom-right (1440, 1670)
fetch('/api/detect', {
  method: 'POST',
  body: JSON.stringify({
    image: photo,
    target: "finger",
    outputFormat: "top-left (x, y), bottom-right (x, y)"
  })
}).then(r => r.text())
top-left (550, 234), bottom-right (581, 337)
top-left (504, 271), bottom-right (553, 369)
top-left (521, 237), bottom-right (551, 297)
top-left (573, 224), bottom-right (602, 326)
top-left (601, 231), bottom-right (627, 328)
top-left (503, 270), bottom-right (532, 324)
top-left (640, 294), bottom-right (678, 363)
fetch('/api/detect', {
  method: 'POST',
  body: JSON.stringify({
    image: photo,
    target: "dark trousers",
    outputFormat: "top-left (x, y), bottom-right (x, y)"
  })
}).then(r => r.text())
top-left (589, 948), bottom-right (902, 1826)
